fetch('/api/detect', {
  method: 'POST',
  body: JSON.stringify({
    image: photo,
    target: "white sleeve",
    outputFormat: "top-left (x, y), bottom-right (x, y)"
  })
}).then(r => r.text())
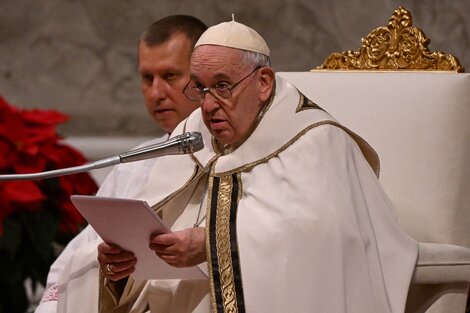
top-left (35, 225), bottom-right (99, 312)
top-left (35, 163), bottom-right (122, 313)
top-left (35, 155), bottom-right (120, 312)
top-left (35, 135), bottom-right (168, 313)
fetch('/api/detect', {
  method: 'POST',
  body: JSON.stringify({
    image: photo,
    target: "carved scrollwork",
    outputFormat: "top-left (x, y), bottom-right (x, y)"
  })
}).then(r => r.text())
top-left (316, 7), bottom-right (464, 72)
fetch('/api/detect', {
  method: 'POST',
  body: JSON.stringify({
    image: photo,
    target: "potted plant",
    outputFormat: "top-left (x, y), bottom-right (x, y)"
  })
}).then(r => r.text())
top-left (0, 97), bottom-right (98, 313)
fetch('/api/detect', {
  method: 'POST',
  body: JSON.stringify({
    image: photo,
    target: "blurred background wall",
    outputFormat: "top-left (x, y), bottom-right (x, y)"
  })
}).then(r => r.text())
top-left (1, 0), bottom-right (469, 138)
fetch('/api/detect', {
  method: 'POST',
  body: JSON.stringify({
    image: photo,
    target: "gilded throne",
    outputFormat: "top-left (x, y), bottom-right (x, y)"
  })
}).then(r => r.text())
top-left (280, 7), bottom-right (470, 313)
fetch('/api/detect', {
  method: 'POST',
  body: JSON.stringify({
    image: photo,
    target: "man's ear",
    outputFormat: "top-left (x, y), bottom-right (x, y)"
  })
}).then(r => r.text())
top-left (258, 67), bottom-right (275, 102)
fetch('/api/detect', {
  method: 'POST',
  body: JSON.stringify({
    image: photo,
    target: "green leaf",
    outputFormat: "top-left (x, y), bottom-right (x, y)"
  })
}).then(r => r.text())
top-left (0, 218), bottom-right (22, 258)
top-left (0, 249), bottom-right (23, 286)
top-left (0, 278), bottom-right (28, 313)
top-left (21, 209), bottom-right (59, 263)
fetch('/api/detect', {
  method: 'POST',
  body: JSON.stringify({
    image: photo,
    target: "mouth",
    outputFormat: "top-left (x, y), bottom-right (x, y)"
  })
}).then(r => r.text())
top-left (155, 107), bottom-right (173, 113)
top-left (153, 108), bottom-right (175, 118)
top-left (209, 118), bottom-right (227, 130)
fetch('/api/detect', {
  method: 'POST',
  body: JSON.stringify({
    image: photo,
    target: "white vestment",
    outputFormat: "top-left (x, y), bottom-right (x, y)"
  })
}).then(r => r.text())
top-left (37, 74), bottom-right (418, 313)
top-left (114, 75), bottom-right (418, 313)
top-left (34, 135), bottom-right (168, 313)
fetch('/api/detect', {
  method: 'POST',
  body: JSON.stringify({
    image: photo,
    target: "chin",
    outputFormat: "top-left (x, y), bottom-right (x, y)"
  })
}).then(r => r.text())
top-left (210, 128), bottom-right (238, 145)
top-left (215, 136), bottom-right (236, 146)
top-left (157, 123), bottom-right (174, 134)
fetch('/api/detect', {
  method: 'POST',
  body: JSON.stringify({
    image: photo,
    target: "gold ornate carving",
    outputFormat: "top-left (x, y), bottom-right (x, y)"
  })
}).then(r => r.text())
top-left (316, 7), bottom-right (464, 72)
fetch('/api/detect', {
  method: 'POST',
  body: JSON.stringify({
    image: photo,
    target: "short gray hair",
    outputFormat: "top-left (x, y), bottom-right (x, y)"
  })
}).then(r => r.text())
top-left (240, 50), bottom-right (271, 68)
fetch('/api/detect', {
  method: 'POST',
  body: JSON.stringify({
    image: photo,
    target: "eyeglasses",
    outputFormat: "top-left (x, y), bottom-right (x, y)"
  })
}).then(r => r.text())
top-left (183, 66), bottom-right (261, 102)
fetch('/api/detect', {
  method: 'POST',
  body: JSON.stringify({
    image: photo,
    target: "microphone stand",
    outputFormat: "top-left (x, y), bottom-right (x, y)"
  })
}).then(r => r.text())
top-left (0, 132), bottom-right (203, 181)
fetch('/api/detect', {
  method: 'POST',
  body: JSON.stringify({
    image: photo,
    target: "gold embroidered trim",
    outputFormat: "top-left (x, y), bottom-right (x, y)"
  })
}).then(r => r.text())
top-left (98, 271), bottom-right (119, 313)
top-left (332, 121), bottom-right (380, 177)
top-left (316, 7), bottom-right (464, 72)
top-left (98, 271), bottom-right (105, 313)
top-left (213, 120), bottom-right (380, 177)
top-left (205, 175), bottom-right (218, 313)
top-left (236, 172), bottom-right (242, 205)
top-left (296, 92), bottom-right (321, 113)
top-left (215, 175), bottom-right (238, 312)
top-left (183, 117), bottom-right (218, 172)
top-left (183, 119), bottom-right (206, 170)
top-left (148, 118), bottom-right (208, 211)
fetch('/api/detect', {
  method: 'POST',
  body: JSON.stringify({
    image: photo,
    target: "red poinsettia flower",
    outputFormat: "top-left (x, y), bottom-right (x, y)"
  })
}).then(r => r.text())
top-left (0, 96), bottom-right (98, 253)
top-left (58, 172), bottom-right (98, 233)
top-left (0, 97), bottom-right (99, 313)
top-left (21, 108), bottom-right (69, 126)
top-left (57, 200), bottom-right (86, 234)
top-left (1, 180), bottom-right (46, 205)
top-left (0, 140), bottom-right (15, 171)
top-left (40, 142), bottom-right (88, 168)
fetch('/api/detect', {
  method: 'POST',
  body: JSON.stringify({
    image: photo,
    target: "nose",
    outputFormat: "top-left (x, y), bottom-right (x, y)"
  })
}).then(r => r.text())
top-left (149, 77), bottom-right (166, 101)
top-left (200, 92), bottom-right (220, 114)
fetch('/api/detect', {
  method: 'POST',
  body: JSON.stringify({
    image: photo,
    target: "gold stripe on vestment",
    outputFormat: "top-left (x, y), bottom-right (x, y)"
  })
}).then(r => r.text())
top-left (215, 175), bottom-right (238, 312)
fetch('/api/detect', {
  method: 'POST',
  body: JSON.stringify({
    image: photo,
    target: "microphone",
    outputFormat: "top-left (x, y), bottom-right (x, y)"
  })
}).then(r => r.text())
top-left (0, 132), bottom-right (203, 181)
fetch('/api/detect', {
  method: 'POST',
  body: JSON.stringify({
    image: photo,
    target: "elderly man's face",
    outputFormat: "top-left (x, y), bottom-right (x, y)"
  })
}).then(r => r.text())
top-left (139, 33), bottom-right (199, 133)
top-left (190, 45), bottom-right (266, 146)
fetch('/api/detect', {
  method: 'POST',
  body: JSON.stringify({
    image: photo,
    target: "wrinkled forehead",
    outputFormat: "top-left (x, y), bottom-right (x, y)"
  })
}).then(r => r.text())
top-left (190, 45), bottom-right (248, 79)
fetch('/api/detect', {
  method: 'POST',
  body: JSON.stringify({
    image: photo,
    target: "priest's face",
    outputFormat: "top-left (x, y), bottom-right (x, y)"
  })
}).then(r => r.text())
top-left (139, 33), bottom-right (199, 133)
top-left (190, 45), bottom-right (272, 146)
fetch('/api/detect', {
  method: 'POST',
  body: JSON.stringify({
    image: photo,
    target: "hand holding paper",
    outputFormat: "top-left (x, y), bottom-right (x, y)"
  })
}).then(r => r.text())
top-left (149, 227), bottom-right (206, 268)
top-left (97, 242), bottom-right (137, 281)
top-left (70, 195), bottom-right (207, 280)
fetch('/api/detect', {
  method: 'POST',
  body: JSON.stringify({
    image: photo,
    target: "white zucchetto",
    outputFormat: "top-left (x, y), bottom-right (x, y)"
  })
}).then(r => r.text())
top-left (195, 19), bottom-right (270, 57)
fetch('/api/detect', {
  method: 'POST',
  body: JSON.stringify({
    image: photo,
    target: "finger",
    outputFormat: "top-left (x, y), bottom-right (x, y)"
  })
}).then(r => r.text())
top-left (149, 232), bottom-right (178, 245)
top-left (98, 251), bottom-right (136, 267)
top-left (107, 250), bottom-right (135, 261)
top-left (98, 242), bottom-right (123, 254)
top-left (153, 250), bottom-right (173, 259)
top-left (109, 259), bottom-right (137, 274)
top-left (159, 254), bottom-right (179, 265)
top-left (150, 243), bottom-right (185, 257)
top-left (159, 254), bottom-right (189, 268)
top-left (98, 243), bottom-right (134, 270)
top-left (149, 242), bottom-right (172, 252)
top-left (105, 266), bottom-right (135, 281)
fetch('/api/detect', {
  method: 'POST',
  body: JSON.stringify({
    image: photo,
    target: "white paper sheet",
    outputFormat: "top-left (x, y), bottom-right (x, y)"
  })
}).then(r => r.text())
top-left (70, 195), bottom-right (207, 280)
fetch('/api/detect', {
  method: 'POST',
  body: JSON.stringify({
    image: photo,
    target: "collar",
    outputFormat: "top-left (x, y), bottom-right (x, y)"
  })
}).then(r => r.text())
top-left (182, 75), bottom-right (341, 175)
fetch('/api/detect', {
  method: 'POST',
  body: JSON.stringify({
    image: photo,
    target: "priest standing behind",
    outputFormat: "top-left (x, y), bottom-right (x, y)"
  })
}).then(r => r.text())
top-left (35, 15), bottom-right (207, 313)
top-left (97, 19), bottom-right (418, 313)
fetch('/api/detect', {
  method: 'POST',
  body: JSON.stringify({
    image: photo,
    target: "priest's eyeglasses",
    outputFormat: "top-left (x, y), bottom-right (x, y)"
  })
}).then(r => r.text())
top-left (183, 66), bottom-right (261, 102)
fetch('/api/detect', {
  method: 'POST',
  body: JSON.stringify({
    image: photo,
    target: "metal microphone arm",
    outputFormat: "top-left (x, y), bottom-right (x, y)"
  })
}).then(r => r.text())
top-left (0, 156), bottom-right (121, 181)
top-left (0, 132), bottom-right (203, 181)
top-left (119, 131), bottom-right (201, 163)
